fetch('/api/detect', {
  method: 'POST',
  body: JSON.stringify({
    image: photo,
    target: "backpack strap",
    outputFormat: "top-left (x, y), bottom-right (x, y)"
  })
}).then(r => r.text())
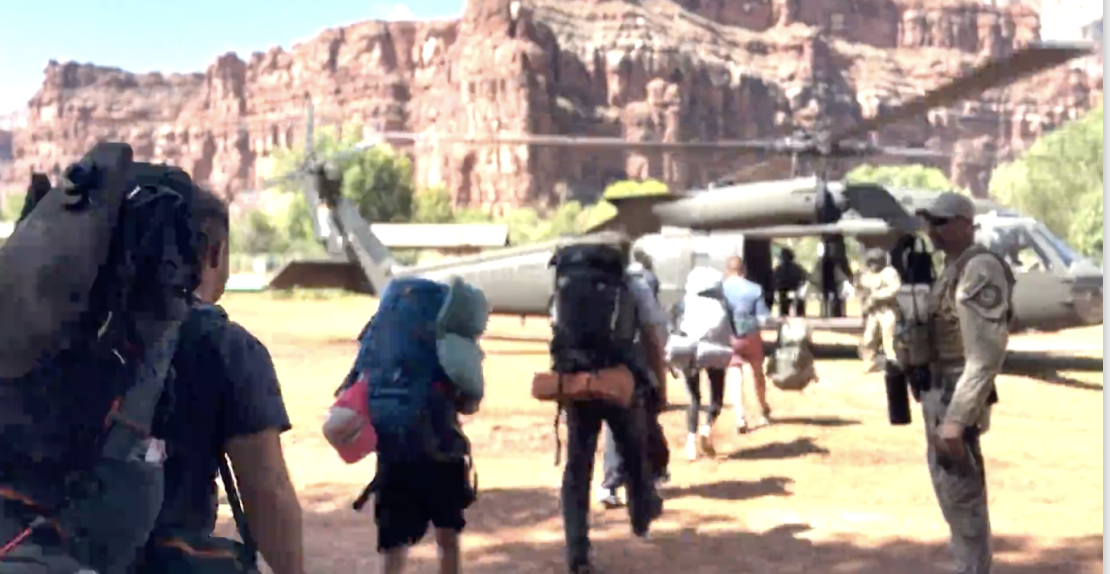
top-left (553, 401), bottom-right (564, 467)
top-left (217, 454), bottom-right (259, 568)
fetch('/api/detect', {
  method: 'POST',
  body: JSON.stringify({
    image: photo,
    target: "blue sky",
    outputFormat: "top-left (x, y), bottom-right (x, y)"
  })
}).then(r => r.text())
top-left (0, 0), bottom-right (465, 114)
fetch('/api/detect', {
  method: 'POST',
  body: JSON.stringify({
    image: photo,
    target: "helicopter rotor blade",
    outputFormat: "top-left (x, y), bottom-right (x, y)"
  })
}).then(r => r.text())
top-left (832, 41), bottom-right (1094, 143)
top-left (869, 145), bottom-right (949, 160)
top-left (361, 132), bottom-right (782, 153)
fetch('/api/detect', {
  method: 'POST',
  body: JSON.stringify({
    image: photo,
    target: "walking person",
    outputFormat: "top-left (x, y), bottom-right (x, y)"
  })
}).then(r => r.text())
top-left (665, 266), bottom-right (732, 460)
top-left (722, 256), bottom-right (773, 434)
top-left (136, 187), bottom-right (305, 574)
top-left (547, 233), bottom-right (666, 574)
top-left (598, 248), bottom-right (671, 508)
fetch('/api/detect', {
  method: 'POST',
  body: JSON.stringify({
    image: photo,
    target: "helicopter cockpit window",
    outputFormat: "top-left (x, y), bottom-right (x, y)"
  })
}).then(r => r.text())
top-left (978, 225), bottom-right (1053, 273)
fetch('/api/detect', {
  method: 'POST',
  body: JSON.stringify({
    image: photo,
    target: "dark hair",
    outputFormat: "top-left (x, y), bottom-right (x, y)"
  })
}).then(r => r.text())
top-left (191, 186), bottom-right (230, 256)
top-left (17, 173), bottom-right (52, 224)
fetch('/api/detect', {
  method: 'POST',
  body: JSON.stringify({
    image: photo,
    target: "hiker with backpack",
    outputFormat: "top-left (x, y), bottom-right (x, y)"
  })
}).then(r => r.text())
top-left (336, 276), bottom-right (487, 574)
top-left (722, 255), bottom-right (774, 434)
top-left (597, 249), bottom-right (671, 509)
top-left (531, 232), bottom-right (666, 574)
top-left (665, 266), bottom-right (733, 461)
top-left (0, 144), bottom-right (202, 574)
top-left (134, 187), bottom-right (305, 574)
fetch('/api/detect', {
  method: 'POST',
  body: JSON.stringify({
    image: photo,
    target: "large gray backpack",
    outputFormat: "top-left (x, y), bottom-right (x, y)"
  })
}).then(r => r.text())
top-left (768, 319), bottom-right (817, 391)
top-left (0, 143), bottom-right (201, 571)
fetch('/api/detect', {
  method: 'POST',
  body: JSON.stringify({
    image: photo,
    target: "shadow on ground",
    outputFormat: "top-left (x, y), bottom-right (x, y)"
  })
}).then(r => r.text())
top-left (726, 437), bottom-right (831, 461)
top-left (812, 343), bottom-right (1103, 391)
top-left (291, 482), bottom-right (1104, 574)
top-left (661, 476), bottom-right (794, 502)
top-left (765, 415), bottom-right (861, 428)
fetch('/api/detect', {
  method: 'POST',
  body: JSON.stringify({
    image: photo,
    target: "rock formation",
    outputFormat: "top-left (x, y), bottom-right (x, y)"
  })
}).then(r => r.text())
top-left (2, 0), bottom-right (1101, 207)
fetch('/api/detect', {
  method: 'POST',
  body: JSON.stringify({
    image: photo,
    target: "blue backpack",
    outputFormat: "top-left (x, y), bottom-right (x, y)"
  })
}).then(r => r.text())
top-left (354, 277), bottom-right (462, 464)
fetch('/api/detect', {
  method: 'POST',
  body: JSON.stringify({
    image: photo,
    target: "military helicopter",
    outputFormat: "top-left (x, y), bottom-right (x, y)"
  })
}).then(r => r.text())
top-left (264, 40), bottom-right (1101, 334)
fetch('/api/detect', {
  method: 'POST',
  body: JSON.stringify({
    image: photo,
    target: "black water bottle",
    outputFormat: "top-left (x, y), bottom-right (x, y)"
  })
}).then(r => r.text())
top-left (884, 364), bottom-right (912, 425)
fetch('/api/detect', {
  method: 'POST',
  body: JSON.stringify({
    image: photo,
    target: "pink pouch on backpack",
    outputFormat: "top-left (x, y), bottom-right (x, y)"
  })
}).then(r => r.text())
top-left (322, 373), bottom-right (378, 464)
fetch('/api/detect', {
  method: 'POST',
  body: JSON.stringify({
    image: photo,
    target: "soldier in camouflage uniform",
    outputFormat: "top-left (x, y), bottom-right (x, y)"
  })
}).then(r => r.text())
top-left (916, 192), bottom-right (1015, 574)
top-left (856, 247), bottom-right (902, 372)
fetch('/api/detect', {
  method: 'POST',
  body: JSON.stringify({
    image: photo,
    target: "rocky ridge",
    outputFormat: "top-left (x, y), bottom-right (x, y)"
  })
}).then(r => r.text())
top-left (2, 0), bottom-right (1101, 209)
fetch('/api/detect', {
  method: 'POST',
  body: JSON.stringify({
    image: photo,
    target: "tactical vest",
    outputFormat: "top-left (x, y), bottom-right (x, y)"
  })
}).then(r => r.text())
top-left (929, 245), bottom-right (1016, 365)
top-left (859, 267), bottom-right (898, 313)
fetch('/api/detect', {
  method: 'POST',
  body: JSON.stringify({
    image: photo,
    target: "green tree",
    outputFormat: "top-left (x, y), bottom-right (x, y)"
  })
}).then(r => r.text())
top-left (268, 123), bottom-right (416, 224)
top-left (602, 178), bottom-right (669, 199)
top-left (412, 186), bottom-right (455, 224)
top-left (846, 164), bottom-right (954, 191)
top-left (989, 107), bottom-right (1103, 258)
top-left (0, 190), bottom-right (24, 222)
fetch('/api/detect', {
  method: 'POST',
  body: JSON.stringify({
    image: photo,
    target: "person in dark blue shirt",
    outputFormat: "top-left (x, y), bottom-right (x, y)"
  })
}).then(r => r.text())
top-left (139, 188), bottom-right (305, 574)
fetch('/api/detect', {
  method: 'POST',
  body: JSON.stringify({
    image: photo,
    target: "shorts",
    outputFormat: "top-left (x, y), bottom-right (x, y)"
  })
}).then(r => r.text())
top-left (729, 332), bottom-right (765, 368)
top-left (373, 460), bottom-right (472, 551)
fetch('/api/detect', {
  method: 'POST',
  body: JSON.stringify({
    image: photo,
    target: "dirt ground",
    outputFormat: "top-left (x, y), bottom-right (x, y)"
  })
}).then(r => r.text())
top-left (213, 293), bottom-right (1104, 574)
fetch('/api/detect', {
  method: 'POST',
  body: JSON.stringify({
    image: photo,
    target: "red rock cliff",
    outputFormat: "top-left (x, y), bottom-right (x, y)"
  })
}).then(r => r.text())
top-left (2, 0), bottom-right (1100, 206)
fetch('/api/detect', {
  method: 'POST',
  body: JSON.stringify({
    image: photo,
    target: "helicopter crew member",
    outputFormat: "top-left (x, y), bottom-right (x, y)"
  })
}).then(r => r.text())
top-left (856, 247), bottom-right (901, 373)
top-left (916, 192), bottom-right (1014, 574)
top-left (772, 248), bottom-right (808, 317)
top-left (810, 240), bottom-right (853, 318)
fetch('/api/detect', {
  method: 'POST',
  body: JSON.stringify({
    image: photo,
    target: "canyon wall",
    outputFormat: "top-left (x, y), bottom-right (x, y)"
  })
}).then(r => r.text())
top-left (2, 0), bottom-right (1101, 209)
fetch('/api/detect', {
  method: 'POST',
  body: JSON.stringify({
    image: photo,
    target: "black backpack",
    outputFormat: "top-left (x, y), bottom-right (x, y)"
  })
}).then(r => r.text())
top-left (0, 143), bottom-right (200, 567)
top-left (548, 240), bottom-right (638, 373)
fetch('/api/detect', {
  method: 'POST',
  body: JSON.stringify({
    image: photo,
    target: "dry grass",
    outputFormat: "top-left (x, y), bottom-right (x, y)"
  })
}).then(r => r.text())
top-left (214, 293), bottom-right (1104, 574)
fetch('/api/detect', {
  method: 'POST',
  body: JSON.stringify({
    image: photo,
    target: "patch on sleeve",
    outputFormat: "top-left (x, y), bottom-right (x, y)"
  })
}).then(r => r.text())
top-left (972, 284), bottom-right (1003, 309)
top-left (957, 270), bottom-right (1007, 321)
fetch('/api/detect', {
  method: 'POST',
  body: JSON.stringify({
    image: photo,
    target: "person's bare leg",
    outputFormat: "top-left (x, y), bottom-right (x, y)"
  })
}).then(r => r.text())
top-left (727, 365), bottom-right (747, 433)
top-left (382, 546), bottom-right (409, 574)
top-left (435, 528), bottom-right (461, 574)
top-left (751, 361), bottom-right (772, 426)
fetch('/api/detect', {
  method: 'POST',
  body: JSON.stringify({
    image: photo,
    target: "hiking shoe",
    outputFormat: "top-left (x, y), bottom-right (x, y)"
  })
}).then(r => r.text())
top-left (569, 562), bottom-right (595, 574)
top-left (685, 433), bottom-right (699, 461)
top-left (756, 409), bottom-right (773, 429)
top-left (598, 491), bottom-right (623, 509)
top-left (698, 424), bottom-right (716, 457)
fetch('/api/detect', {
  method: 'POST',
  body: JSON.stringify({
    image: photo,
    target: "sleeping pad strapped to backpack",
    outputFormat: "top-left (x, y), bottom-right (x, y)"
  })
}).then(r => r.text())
top-left (549, 241), bottom-right (638, 374)
top-left (0, 143), bottom-right (201, 571)
top-left (353, 277), bottom-right (465, 464)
